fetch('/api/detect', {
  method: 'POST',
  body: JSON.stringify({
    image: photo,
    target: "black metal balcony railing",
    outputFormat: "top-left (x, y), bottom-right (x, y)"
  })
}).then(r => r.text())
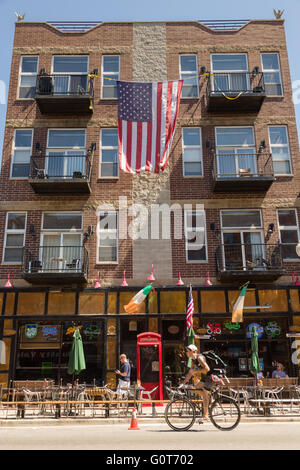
top-left (35, 74), bottom-right (94, 114)
top-left (28, 154), bottom-right (92, 194)
top-left (211, 152), bottom-right (275, 191)
top-left (207, 72), bottom-right (266, 112)
top-left (22, 246), bottom-right (89, 283)
top-left (216, 243), bottom-right (286, 280)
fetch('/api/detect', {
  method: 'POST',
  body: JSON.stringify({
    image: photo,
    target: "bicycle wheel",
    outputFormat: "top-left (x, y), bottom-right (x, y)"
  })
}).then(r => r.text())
top-left (209, 396), bottom-right (241, 431)
top-left (165, 398), bottom-right (196, 431)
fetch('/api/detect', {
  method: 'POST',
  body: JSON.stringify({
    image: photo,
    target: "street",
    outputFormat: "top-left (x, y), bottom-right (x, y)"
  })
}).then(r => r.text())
top-left (0, 421), bottom-right (299, 450)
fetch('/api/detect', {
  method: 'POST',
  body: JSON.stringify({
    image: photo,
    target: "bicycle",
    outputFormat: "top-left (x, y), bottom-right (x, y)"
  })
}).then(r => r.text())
top-left (164, 370), bottom-right (241, 431)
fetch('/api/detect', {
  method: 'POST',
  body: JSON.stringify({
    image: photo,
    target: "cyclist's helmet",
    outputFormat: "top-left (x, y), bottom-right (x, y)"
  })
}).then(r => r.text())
top-left (186, 344), bottom-right (198, 352)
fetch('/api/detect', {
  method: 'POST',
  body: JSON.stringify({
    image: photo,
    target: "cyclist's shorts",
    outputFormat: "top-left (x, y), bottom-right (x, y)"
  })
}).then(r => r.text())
top-left (203, 375), bottom-right (218, 391)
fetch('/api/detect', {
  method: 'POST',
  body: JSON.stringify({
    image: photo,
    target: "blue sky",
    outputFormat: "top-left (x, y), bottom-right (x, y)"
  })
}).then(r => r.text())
top-left (0, 0), bottom-right (300, 156)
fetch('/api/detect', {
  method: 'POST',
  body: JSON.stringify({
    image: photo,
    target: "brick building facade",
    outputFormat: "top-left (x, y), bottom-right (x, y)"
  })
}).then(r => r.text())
top-left (0, 19), bottom-right (299, 389)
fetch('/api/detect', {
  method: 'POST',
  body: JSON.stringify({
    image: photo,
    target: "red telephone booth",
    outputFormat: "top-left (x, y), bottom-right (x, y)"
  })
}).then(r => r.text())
top-left (136, 332), bottom-right (163, 401)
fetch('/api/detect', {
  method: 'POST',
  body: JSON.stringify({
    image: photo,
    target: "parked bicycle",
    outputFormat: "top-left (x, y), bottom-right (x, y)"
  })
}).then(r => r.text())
top-left (164, 369), bottom-right (241, 431)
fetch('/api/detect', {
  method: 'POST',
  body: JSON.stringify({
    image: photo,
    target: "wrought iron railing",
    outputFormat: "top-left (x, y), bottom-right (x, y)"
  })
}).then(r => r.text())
top-left (212, 152), bottom-right (274, 179)
top-left (207, 71), bottom-right (265, 96)
top-left (216, 244), bottom-right (284, 273)
top-left (36, 73), bottom-right (94, 97)
top-left (29, 154), bottom-right (92, 181)
top-left (23, 246), bottom-right (89, 276)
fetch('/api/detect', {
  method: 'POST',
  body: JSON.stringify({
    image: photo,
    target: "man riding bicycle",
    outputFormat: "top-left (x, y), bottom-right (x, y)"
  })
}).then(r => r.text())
top-left (178, 344), bottom-right (211, 420)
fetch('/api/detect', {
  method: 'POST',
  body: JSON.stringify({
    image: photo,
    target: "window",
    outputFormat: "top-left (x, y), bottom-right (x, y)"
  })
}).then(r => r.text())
top-left (52, 56), bottom-right (89, 94)
top-left (261, 53), bottom-right (283, 96)
top-left (179, 55), bottom-right (199, 98)
top-left (18, 56), bottom-right (38, 99)
top-left (277, 209), bottom-right (299, 260)
top-left (100, 129), bottom-right (119, 177)
top-left (102, 56), bottom-right (120, 99)
top-left (185, 210), bottom-right (207, 262)
top-left (182, 128), bottom-right (202, 176)
top-left (215, 127), bottom-right (256, 177)
top-left (11, 129), bottom-right (33, 178)
top-left (98, 211), bottom-right (118, 263)
top-left (46, 129), bottom-right (86, 178)
top-left (3, 213), bottom-right (27, 263)
top-left (211, 54), bottom-right (248, 92)
top-left (41, 212), bottom-right (83, 272)
top-left (220, 210), bottom-right (264, 271)
top-left (268, 126), bottom-right (291, 175)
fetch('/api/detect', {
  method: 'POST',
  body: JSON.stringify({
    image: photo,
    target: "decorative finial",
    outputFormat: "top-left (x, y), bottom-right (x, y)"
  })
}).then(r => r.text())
top-left (15, 12), bottom-right (25, 22)
top-left (273, 9), bottom-right (284, 19)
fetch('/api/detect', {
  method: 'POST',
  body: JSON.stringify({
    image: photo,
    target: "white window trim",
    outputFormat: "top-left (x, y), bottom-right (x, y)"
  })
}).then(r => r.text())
top-left (182, 127), bottom-right (203, 178)
top-left (179, 54), bottom-right (199, 99)
top-left (41, 212), bottom-right (83, 233)
top-left (261, 52), bottom-right (283, 97)
top-left (277, 209), bottom-right (300, 261)
top-left (220, 209), bottom-right (263, 229)
top-left (268, 125), bottom-right (293, 176)
top-left (101, 55), bottom-right (120, 100)
top-left (100, 128), bottom-right (119, 179)
top-left (17, 56), bottom-right (39, 100)
top-left (97, 210), bottom-right (119, 264)
top-left (210, 53), bottom-right (249, 92)
top-left (10, 129), bottom-right (33, 179)
top-left (51, 55), bottom-right (89, 74)
top-left (46, 128), bottom-right (86, 149)
top-left (215, 126), bottom-right (255, 148)
top-left (2, 212), bottom-right (27, 265)
top-left (184, 209), bottom-right (208, 263)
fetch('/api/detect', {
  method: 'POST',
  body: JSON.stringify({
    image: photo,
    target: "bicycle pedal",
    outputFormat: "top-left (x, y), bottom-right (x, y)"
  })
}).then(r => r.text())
top-left (198, 419), bottom-right (204, 425)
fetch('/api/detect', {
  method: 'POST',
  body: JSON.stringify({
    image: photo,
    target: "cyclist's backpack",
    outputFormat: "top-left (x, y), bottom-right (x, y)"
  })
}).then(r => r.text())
top-left (202, 351), bottom-right (227, 375)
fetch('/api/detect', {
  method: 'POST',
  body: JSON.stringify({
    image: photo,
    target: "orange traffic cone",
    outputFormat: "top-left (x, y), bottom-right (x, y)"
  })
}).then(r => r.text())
top-left (128, 407), bottom-right (140, 430)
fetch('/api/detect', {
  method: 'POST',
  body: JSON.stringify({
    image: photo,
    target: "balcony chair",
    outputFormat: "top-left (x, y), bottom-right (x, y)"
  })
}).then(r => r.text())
top-left (28, 259), bottom-right (43, 273)
top-left (239, 168), bottom-right (253, 177)
top-left (66, 259), bottom-right (80, 271)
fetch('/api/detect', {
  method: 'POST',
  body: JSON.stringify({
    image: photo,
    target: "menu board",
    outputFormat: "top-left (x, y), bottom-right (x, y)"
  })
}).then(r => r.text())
top-left (20, 324), bottom-right (61, 349)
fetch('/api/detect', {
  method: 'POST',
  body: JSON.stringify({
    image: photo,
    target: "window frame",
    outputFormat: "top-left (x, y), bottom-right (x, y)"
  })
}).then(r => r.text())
top-left (181, 127), bottom-right (203, 178)
top-left (41, 211), bottom-right (83, 233)
top-left (277, 209), bottom-right (300, 261)
top-left (101, 55), bottom-right (120, 100)
top-left (268, 125), bottom-right (292, 176)
top-left (2, 212), bottom-right (27, 265)
top-left (100, 128), bottom-right (119, 179)
top-left (10, 129), bottom-right (33, 179)
top-left (210, 53), bottom-right (249, 92)
top-left (184, 209), bottom-right (208, 263)
top-left (261, 52), bottom-right (283, 97)
top-left (18, 56), bottom-right (39, 100)
top-left (97, 210), bottom-right (119, 264)
top-left (220, 209), bottom-right (263, 230)
top-left (179, 54), bottom-right (199, 99)
top-left (46, 128), bottom-right (86, 149)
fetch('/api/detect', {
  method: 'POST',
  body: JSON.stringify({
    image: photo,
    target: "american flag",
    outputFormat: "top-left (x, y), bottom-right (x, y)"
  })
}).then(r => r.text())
top-left (117, 80), bottom-right (183, 174)
top-left (186, 285), bottom-right (194, 329)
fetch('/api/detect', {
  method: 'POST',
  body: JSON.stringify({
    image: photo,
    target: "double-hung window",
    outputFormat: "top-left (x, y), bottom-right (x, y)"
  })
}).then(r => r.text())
top-left (18, 56), bottom-right (38, 99)
top-left (220, 210), bottom-right (264, 271)
top-left (182, 128), bottom-right (202, 176)
top-left (261, 53), bottom-right (283, 96)
top-left (102, 56), bottom-right (120, 99)
top-left (268, 126), bottom-right (292, 175)
top-left (3, 213), bottom-right (27, 264)
top-left (215, 127), bottom-right (256, 178)
top-left (46, 129), bottom-right (86, 179)
top-left (98, 211), bottom-right (118, 263)
top-left (52, 56), bottom-right (89, 95)
top-left (179, 55), bottom-right (199, 98)
top-left (11, 129), bottom-right (33, 178)
top-left (211, 54), bottom-right (249, 92)
top-left (41, 212), bottom-right (83, 272)
top-left (277, 209), bottom-right (300, 260)
top-left (185, 210), bottom-right (207, 262)
top-left (100, 129), bottom-right (119, 177)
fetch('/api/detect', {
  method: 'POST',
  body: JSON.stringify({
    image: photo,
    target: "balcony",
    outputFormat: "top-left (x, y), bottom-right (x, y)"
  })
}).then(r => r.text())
top-left (28, 154), bottom-right (92, 194)
top-left (35, 74), bottom-right (94, 114)
top-left (207, 72), bottom-right (266, 113)
top-left (216, 244), bottom-right (286, 282)
top-left (22, 246), bottom-right (89, 284)
top-left (212, 152), bottom-right (275, 192)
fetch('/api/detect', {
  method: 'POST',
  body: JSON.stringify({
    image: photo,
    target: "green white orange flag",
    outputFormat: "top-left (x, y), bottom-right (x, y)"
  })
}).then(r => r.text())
top-left (232, 282), bottom-right (249, 323)
top-left (124, 285), bottom-right (153, 314)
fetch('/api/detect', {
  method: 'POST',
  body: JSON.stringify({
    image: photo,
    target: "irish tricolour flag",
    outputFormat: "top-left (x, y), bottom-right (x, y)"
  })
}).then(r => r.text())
top-left (232, 282), bottom-right (249, 323)
top-left (124, 285), bottom-right (153, 314)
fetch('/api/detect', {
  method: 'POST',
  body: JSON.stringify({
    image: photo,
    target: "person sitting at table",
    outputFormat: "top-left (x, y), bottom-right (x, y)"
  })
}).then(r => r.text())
top-left (272, 363), bottom-right (288, 378)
